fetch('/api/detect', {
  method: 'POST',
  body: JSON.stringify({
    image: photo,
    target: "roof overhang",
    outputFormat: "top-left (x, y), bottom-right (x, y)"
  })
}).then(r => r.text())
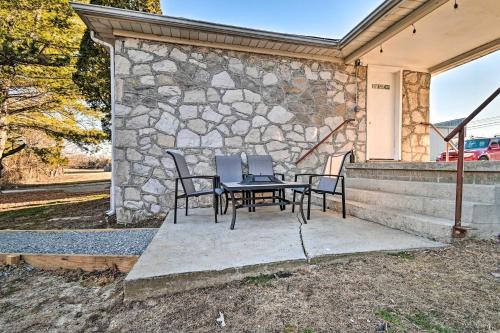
top-left (70, 2), bottom-right (342, 63)
top-left (71, 0), bottom-right (500, 73)
top-left (352, 0), bottom-right (500, 74)
top-left (339, 0), bottom-right (448, 62)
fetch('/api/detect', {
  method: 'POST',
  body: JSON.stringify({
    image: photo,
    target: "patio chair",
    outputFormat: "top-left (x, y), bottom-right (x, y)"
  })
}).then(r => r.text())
top-left (215, 154), bottom-right (244, 214)
top-left (247, 155), bottom-right (285, 211)
top-left (292, 150), bottom-right (352, 219)
top-left (166, 150), bottom-right (218, 224)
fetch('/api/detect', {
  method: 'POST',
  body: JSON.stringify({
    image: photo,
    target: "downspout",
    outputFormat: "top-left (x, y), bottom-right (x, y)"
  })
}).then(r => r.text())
top-left (90, 31), bottom-right (116, 216)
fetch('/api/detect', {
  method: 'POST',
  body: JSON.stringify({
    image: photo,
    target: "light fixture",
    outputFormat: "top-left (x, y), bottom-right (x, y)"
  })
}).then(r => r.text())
top-left (454, 0), bottom-right (458, 9)
top-left (412, 24), bottom-right (417, 34)
top-left (379, 45), bottom-right (383, 53)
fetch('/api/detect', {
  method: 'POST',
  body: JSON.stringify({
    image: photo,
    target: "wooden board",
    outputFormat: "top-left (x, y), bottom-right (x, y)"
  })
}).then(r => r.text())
top-left (0, 253), bottom-right (138, 273)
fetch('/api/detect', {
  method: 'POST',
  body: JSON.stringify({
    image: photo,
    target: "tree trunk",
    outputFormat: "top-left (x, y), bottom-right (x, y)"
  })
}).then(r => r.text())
top-left (0, 85), bottom-right (8, 178)
top-left (0, 127), bottom-right (7, 177)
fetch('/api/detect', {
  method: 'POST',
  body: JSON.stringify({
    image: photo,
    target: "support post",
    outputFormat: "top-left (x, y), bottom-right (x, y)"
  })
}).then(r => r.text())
top-left (452, 129), bottom-right (467, 237)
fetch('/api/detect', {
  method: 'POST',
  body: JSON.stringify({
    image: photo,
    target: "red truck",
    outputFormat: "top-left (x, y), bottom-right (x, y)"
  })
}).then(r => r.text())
top-left (436, 137), bottom-right (500, 161)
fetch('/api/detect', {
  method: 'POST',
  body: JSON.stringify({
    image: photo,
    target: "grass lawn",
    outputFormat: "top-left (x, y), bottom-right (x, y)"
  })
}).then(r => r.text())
top-left (0, 240), bottom-right (499, 332)
top-left (0, 190), bottom-right (162, 230)
top-left (0, 191), bottom-right (111, 229)
top-left (1, 168), bottom-right (111, 188)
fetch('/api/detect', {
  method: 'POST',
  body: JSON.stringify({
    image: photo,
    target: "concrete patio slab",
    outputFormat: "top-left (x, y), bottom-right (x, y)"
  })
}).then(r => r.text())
top-left (125, 207), bottom-right (445, 300)
top-left (125, 207), bottom-right (306, 300)
top-left (301, 209), bottom-right (444, 261)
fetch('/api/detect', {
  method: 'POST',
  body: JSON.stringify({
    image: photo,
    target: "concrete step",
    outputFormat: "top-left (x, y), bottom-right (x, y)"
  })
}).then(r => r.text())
top-left (344, 161), bottom-right (500, 185)
top-left (344, 187), bottom-right (498, 224)
top-left (321, 196), bottom-right (461, 243)
top-left (346, 178), bottom-right (499, 204)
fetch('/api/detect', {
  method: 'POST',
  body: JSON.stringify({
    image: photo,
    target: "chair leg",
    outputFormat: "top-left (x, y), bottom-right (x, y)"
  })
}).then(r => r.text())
top-left (280, 189), bottom-right (285, 211)
top-left (307, 189), bottom-right (311, 220)
top-left (214, 193), bottom-right (218, 223)
top-left (252, 192), bottom-right (256, 212)
top-left (341, 178), bottom-right (346, 219)
top-left (174, 180), bottom-right (178, 224)
top-left (292, 190), bottom-right (296, 213)
top-left (224, 192), bottom-right (229, 214)
top-left (219, 194), bottom-right (223, 214)
top-left (323, 193), bottom-right (326, 212)
top-left (246, 191), bottom-right (251, 212)
top-left (185, 197), bottom-right (188, 216)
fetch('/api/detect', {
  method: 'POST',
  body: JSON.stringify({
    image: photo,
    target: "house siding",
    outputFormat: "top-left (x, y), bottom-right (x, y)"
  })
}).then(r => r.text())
top-left (113, 37), bottom-right (367, 223)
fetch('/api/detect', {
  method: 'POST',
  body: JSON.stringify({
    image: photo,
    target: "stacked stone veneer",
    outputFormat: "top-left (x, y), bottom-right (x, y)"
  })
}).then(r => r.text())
top-left (401, 70), bottom-right (431, 162)
top-left (113, 38), bottom-right (367, 223)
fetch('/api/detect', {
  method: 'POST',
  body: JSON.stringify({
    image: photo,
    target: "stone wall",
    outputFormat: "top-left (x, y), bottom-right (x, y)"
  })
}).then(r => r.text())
top-left (113, 37), bottom-right (367, 223)
top-left (401, 70), bottom-right (431, 162)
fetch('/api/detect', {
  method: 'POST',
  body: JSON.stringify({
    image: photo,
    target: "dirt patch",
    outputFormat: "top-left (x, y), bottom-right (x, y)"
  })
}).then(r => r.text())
top-left (0, 190), bottom-right (163, 230)
top-left (1, 241), bottom-right (499, 332)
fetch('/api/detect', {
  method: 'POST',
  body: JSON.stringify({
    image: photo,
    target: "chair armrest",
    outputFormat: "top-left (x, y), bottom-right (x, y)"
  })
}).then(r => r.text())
top-left (177, 175), bottom-right (218, 180)
top-left (307, 174), bottom-right (344, 179)
top-left (308, 174), bottom-right (344, 186)
top-left (294, 173), bottom-right (321, 182)
top-left (177, 175), bottom-right (220, 189)
top-left (274, 172), bottom-right (285, 180)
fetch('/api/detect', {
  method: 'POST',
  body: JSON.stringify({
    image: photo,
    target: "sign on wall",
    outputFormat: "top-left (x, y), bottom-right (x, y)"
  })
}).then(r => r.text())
top-left (372, 83), bottom-right (391, 90)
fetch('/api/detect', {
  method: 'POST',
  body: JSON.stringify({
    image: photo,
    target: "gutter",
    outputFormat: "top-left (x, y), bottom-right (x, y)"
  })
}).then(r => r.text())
top-left (340, 0), bottom-right (404, 47)
top-left (90, 31), bottom-right (116, 217)
top-left (70, 2), bottom-right (339, 48)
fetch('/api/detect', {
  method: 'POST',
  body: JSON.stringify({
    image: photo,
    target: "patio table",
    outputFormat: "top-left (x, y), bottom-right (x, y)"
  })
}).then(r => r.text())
top-left (221, 181), bottom-right (311, 230)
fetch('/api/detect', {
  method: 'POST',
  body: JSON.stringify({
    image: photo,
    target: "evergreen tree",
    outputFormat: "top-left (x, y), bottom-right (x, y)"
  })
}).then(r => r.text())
top-left (73, 0), bottom-right (161, 137)
top-left (0, 0), bottom-right (106, 175)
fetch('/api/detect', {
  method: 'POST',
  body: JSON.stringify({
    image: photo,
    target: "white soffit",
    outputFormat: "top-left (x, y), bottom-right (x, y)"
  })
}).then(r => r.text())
top-left (340, 0), bottom-right (429, 57)
top-left (360, 0), bottom-right (500, 73)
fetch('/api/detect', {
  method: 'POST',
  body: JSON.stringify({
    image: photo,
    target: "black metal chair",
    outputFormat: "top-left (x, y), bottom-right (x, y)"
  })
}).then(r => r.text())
top-left (292, 150), bottom-right (352, 219)
top-left (167, 150), bottom-right (218, 224)
top-left (215, 154), bottom-right (244, 214)
top-left (247, 155), bottom-right (285, 211)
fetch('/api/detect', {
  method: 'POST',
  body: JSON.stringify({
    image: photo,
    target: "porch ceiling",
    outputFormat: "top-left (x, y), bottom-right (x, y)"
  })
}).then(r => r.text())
top-left (358, 0), bottom-right (500, 74)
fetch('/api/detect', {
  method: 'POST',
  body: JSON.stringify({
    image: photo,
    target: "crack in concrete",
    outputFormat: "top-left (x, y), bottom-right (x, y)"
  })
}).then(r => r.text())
top-left (295, 213), bottom-right (310, 263)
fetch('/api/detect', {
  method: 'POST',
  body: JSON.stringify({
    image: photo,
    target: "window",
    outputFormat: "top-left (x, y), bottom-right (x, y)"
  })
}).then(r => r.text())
top-left (464, 139), bottom-right (490, 150)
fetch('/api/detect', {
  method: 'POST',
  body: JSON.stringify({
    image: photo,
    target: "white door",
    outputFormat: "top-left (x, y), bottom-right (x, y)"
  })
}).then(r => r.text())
top-left (367, 68), bottom-right (400, 160)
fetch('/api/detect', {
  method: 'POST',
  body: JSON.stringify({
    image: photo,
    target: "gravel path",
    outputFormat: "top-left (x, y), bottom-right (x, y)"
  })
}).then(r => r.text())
top-left (0, 229), bottom-right (157, 255)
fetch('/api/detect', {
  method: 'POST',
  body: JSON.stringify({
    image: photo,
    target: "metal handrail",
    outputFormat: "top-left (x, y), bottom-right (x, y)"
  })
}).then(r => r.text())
top-left (419, 122), bottom-right (458, 162)
top-left (443, 87), bottom-right (500, 238)
top-left (295, 118), bottom-right (355, 164)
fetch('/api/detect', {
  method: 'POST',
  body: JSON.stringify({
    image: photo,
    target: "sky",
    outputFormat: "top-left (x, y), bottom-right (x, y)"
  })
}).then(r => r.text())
top-left (161, 0), bottom-right (382, 38)
top-left (430, 51), bottom-right (500, 138)
top-left (161, 0), bottom-right (499, 137)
